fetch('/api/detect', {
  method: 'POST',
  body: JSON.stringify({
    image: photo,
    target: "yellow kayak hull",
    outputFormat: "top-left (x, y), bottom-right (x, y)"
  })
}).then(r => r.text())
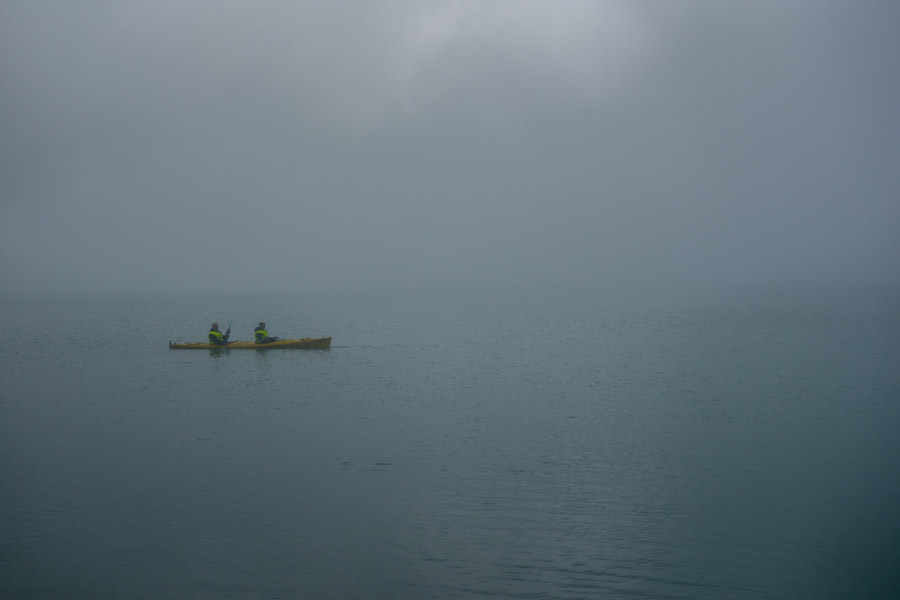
top-left (169, 337), bottom-right (332, 350)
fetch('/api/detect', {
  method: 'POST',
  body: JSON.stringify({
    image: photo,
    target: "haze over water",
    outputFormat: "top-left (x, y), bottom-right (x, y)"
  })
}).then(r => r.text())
top-left (1, 286), bottom-right (898, 599)
top-left (1, 2), bottom-right (898, 597)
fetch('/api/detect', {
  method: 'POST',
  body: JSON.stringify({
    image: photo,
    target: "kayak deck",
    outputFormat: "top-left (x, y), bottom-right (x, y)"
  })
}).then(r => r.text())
top-left (169, 336), bottom-right (332, 350)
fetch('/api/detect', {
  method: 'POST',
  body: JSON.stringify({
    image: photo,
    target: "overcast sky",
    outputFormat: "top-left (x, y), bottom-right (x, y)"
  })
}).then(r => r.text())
top-left (1, 0), bottom-right (898, 295)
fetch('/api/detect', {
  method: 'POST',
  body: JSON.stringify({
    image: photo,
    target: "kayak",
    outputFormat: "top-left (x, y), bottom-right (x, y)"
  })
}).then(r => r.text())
top-left (169, 336), bottom-right (332, 350)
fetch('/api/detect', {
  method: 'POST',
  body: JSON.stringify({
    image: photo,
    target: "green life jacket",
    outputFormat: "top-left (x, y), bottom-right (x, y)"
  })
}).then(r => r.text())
top-left (209, 330), bottom-right (225, 344)
top-left (255, 328), bottom-right (268, 343)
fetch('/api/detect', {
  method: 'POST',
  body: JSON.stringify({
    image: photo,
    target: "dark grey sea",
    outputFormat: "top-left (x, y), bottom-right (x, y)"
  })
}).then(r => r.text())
top-left (1, 286), bottom-right (898, 599)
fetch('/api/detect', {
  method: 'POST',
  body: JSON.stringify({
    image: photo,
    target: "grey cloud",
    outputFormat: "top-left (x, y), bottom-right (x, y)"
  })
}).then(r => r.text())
top-left (1, 0), bottom-right (897, 295)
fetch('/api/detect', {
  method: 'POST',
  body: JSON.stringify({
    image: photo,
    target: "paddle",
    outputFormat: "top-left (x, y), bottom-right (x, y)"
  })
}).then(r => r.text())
top-left (225, 321), bottom-right (232, 344)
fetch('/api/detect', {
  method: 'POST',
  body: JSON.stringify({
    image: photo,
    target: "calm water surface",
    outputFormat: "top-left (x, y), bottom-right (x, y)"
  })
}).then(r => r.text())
top-left (1, 287), bottom-right (898, 599)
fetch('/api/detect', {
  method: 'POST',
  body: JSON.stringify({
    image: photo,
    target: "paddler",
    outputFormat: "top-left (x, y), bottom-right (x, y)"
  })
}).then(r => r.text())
top-left (254, 322), bottom-right (276, 344)
top-left (208, 322), bottom-right (230, 346)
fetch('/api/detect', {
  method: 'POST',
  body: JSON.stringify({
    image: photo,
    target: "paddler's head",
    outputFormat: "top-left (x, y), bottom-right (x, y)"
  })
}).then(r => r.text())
top-left (259, 322), bottom-right (265, 328)
top-left (211, 323), bottom-right (219, 331)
